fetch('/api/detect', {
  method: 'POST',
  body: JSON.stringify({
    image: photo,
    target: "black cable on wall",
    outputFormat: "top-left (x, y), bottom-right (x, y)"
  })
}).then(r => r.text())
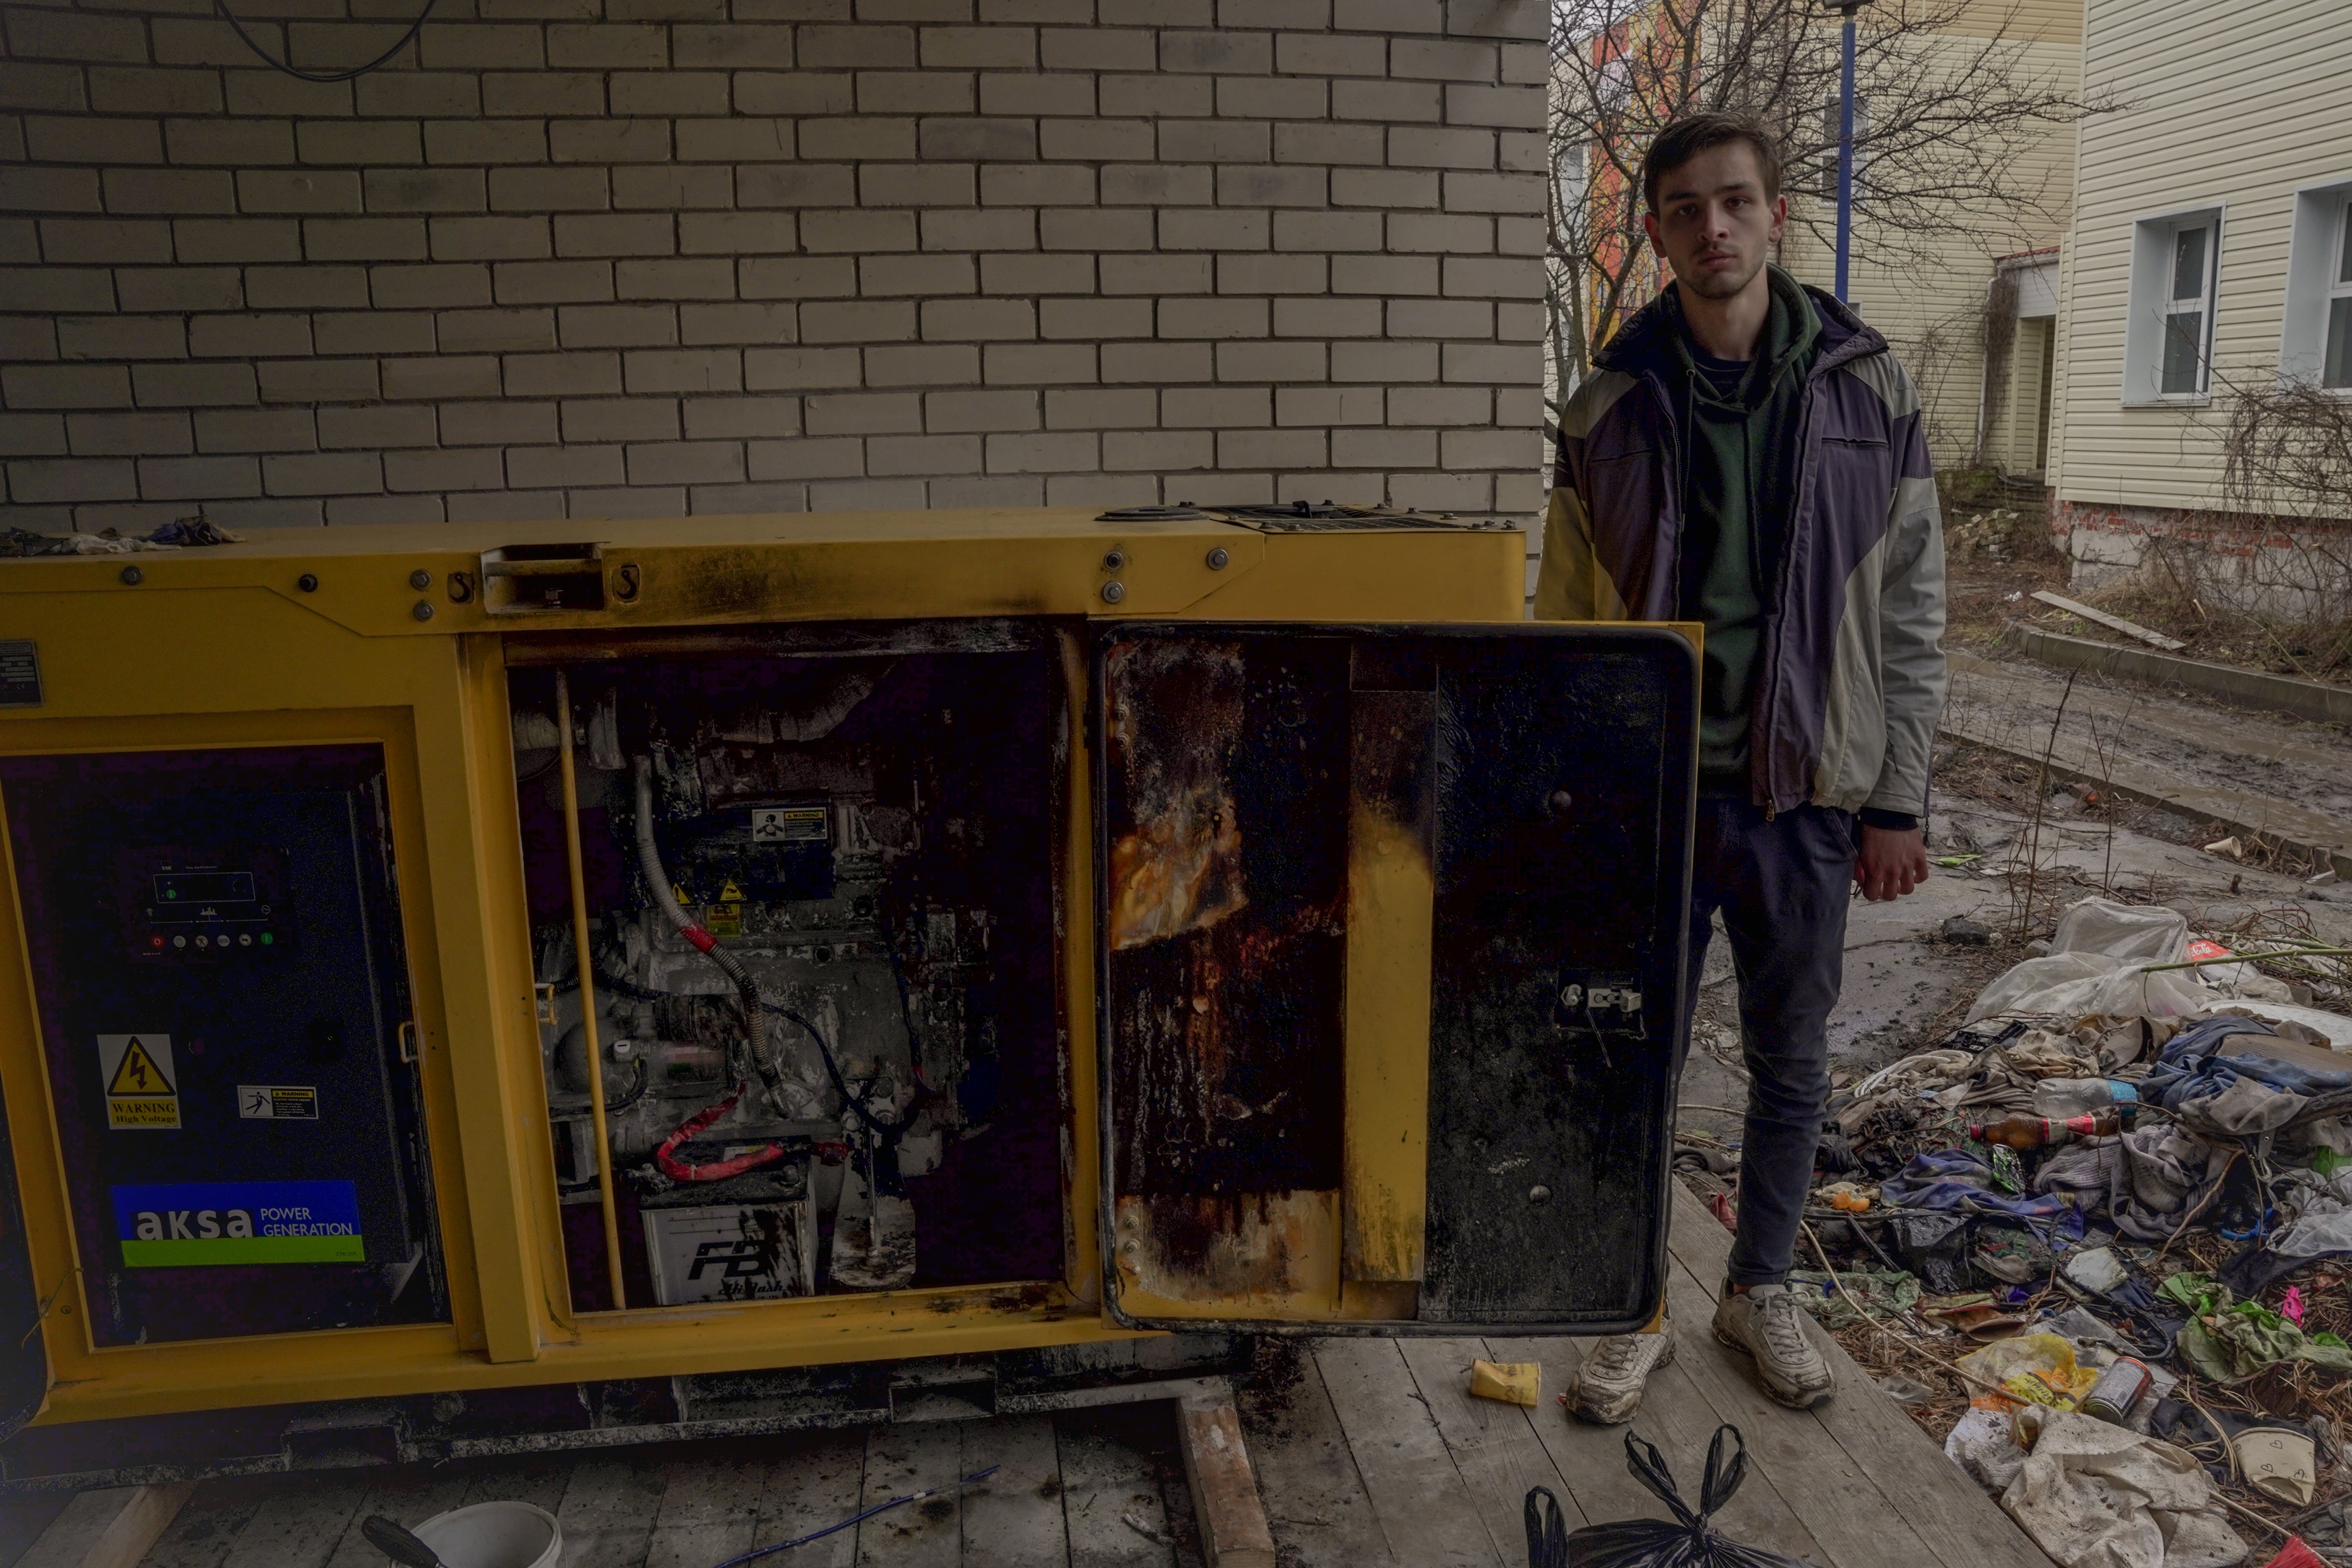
top-left (211, 0), bottom-right (441, 83)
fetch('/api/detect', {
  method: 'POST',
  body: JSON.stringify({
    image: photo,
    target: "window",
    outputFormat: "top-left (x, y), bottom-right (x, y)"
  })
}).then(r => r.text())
top-left (2278, 181), bottom-right (2352, 391)
top-left (2122, 207), bottom-right (2223, 404)
top-left (2160, 224), bottom-right (2214, 394)
top-left (2325, 200), bottom-right (2352, 389)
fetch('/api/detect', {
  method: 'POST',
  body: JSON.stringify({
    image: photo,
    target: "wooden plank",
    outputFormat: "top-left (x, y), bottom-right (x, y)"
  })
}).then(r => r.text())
top-left (134, 1477), bottom-right (278, 1568)
top-left (1309, 1337), bottom-right (1499, 1568)
top-left (318, 1469), bottom-right (474, 1568)
top-left (1665, 1189), bottom-right (2054, 1568)
top-left (855, 1421), bottom-right (962, 1568)
top-left (0, 1492), bottom-right (75, 1568)
top-left (643, 1440), bottom-right (780, 1568)
top-left (208, 1474), bottom-right (370, 1568)
top-left (1233, 1343), bottom-right (1392, 1568)
top-left (742, 1429), bottom-right (866, 1568)
top-left (957, 1417), bottom-right (1067, 1568)
top-left (1152, 1433), bottom-right (1209, 1568)
top-left (1392, 1338), bottom-right (1584, 1565)
top-left (1657, 1263), bottom-right (1941, 1568)
top-left (18, 1486), bottom-right (190, 1568)
top-left (1174, 1395), bottom-right (1273, 1568)
top-left (2029, 591), bottom-right (2187, 651)
top-left (1057, 1407), bottom-right (1177, 1568)
top-left (1486, 1334), bottom-right (1827, 1565)
top-left (557, 1453), bottom-right (669, 1568)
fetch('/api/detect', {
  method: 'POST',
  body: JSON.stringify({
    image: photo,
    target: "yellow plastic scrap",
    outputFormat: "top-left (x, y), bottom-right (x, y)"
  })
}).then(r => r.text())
top-left (1469, 1359), bottom-right (1540, 1406)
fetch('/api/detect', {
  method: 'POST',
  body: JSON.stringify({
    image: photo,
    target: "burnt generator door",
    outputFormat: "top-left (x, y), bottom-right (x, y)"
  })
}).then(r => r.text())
top-left (1096, 624), bottom-right (1697, 1335)
top-left (0, 746), bottom-right (445, 1345)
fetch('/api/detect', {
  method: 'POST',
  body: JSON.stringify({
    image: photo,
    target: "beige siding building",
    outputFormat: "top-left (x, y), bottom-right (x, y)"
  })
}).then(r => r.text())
top-left (2048, 0), bottom-right (2352, 594)
top-left (1778, 0), bottom-right (2081, 477)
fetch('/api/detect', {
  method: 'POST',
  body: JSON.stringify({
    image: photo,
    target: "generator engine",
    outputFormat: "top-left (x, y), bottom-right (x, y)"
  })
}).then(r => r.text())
top-left (509, 638), bottom-right (1063, 1309)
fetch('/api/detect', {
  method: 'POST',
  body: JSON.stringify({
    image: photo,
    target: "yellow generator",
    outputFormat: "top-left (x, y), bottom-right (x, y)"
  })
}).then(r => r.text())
top-left (0, 506), bottom-right (1696, 1484)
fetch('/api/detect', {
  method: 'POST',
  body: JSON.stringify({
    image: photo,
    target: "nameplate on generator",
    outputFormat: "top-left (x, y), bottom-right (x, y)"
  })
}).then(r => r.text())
top-left (111, 1179), bottom-right (363, 1267)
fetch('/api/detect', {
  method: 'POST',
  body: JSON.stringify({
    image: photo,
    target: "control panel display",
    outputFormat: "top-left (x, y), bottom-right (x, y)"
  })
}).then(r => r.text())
top-left (122, 850), bottom-right (287, 961)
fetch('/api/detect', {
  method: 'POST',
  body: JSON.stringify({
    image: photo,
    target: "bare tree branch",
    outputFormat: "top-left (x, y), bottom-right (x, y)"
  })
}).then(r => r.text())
top-left (1546, 0), bottom-right (2115, 400)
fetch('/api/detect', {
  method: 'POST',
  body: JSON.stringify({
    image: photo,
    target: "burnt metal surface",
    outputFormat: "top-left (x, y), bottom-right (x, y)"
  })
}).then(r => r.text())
top-left (502, 617), bottom-right (1049, 667)
top-left (1421, 630), bottom-right (1695, 1328)
top-left (1096, 625), bottom-right (1695, 1335)
top-left (1094, 504), bottom-right (1506, 533)
top-left (1101, 637), bottom-right (1349, 1201)
top-left (1099, 634), bottom-right (1350, 1306)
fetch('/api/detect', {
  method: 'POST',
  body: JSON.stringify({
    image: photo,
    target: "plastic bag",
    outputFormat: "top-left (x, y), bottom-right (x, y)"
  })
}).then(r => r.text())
top-left (1954, 1333), bottom-right (2106, 1412)
top-left (1999, 1409), bottom-right (2248, 1568)
top-left (2052, 898), bottom-right (2187, 964)
top-left (1965, 951), bottom-right (2216, 1025)
top-left (1541, 1426), bottom-right (1808, 1567)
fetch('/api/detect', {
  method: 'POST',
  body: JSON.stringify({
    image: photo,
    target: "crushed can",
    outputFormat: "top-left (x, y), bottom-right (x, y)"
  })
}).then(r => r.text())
top-left (2081, 1356), bottom-right (2153, 1424)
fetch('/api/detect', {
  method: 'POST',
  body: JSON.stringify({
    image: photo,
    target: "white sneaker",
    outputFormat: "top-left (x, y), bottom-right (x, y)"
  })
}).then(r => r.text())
top-left (1568, 1326), bottom-right (1677, 1425)
top-left (1713, 1282), bottom-right (1834, 1409)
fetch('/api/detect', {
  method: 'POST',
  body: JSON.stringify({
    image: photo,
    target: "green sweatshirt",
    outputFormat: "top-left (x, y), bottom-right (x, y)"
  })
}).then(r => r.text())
top-left (1670, 264), bottom-right (1822, 793)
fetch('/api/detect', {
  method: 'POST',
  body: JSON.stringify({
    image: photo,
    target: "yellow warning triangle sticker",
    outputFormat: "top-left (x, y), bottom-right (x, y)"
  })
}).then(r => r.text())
top-left (108, 1037), bottom-right (174, 1098)
top-left (718, 879), bottom-right (745, 901)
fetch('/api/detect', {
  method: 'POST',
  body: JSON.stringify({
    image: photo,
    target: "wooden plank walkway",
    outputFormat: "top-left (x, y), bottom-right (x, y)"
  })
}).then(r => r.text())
top-left (99, 1406), bottom-right (1206, 1568)
top-left (0, 1186), bottom-right (2050, 1568)
top-left (1238, 1185), bottom-right (2056, 1568)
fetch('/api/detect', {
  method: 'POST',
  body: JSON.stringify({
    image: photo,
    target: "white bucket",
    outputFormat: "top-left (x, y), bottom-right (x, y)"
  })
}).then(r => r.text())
top-left (410, 1501), bottom-right (562, 1568)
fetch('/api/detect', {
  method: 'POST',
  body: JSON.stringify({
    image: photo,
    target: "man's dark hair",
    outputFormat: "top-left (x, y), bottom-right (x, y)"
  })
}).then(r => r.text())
top-left (1642, 113), bottom-right (1782, 213)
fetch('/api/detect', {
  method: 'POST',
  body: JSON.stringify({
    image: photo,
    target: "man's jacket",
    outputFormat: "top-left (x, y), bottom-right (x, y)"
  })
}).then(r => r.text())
top-left (1535, 281), bottom-right (1947, 819)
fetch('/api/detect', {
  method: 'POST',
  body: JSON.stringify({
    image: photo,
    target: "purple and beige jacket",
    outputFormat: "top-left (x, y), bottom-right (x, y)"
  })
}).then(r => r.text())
top-left (1535, 282), bottom-right (1948, 820)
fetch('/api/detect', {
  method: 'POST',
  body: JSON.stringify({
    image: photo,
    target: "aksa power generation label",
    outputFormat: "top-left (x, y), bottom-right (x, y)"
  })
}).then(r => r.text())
top-left (112, 1180), bottom-right (363, 1267)
top-left (98, 1034), bottom-right (178, 1129)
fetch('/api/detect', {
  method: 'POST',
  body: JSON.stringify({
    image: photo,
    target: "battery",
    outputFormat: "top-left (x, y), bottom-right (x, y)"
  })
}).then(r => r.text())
top-left (641, 1166), bottom-right (817, 1306)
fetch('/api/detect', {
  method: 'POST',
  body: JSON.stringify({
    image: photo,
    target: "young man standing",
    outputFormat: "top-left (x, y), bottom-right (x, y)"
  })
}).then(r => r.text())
top-left (1537, 114), bottom-right (1947, 1419)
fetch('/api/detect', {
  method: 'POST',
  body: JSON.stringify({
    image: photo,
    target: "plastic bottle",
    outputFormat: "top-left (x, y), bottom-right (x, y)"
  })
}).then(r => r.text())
top-left (2031, 1078), bottom-right (2141, 1120)
top-left (1969, 1108), bottom-right (2125, 1150)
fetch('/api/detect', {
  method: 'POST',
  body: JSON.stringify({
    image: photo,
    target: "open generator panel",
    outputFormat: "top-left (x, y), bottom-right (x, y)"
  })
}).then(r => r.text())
top-left (510, 628), bottom-right (1068, 1312)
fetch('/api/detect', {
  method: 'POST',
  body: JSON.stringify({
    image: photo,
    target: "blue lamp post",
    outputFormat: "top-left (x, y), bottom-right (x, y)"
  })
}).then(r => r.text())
top-left (1830, 0), bottom-right (1871, 303)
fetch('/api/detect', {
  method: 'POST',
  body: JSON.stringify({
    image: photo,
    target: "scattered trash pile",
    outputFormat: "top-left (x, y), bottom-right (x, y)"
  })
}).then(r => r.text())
top-left (1680, 896), bottom-right (2352, 1568)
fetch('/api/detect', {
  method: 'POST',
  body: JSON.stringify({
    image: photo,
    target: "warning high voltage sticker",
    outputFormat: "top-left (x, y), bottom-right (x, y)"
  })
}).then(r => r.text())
top-left (99, 1034), bottom-right (179, 1130)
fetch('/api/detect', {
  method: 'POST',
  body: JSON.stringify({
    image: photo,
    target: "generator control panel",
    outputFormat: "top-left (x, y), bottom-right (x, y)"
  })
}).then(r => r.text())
top-left (0, 746), bottom-right (445, 1347)
top-left (123, 850), bottom-right (289, 961)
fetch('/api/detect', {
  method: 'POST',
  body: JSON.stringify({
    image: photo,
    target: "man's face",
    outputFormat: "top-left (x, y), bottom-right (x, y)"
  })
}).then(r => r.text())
top-left (1642, 141), bottom-right (1786, 301)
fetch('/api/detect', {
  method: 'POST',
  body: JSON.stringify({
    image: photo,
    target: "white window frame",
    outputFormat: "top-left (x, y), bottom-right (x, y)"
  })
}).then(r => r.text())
top-left (2280, 178), bottom-right (2352, 393)
top-left (2122, 204), bottom-right (2223, 406)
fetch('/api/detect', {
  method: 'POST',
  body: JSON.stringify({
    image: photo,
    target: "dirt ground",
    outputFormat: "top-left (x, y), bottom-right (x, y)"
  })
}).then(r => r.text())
top-left (1938, 466), bottom-right (2352, 689)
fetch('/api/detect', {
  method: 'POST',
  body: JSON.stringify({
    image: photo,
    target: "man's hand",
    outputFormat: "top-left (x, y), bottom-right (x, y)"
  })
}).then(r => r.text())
top-left (1855, 825), bottom-right (1929, 901)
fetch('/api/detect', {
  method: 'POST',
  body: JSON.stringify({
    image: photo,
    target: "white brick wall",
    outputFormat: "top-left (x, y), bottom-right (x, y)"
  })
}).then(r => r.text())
top-left (0, 0), bottom-right (1546, 531)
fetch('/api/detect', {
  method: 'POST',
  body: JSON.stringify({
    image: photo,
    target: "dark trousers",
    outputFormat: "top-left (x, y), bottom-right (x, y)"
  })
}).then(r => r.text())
top-left (1680, 799), bottom-right (1856, 1287)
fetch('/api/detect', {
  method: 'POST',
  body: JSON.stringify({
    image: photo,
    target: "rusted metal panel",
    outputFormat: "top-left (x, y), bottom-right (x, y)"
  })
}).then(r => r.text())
top-left (1099, 635), bottom-right (1350, 1313)
top-left (1098, 624), bottom-right (1696, 1336)
top-left (1421, 630), bottom-right (1695, 1329)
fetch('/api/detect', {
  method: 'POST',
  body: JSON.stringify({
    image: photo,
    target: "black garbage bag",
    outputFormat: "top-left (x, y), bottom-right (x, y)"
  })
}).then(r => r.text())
top-left (1529, 1426), bottom-right (1810, 1567)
